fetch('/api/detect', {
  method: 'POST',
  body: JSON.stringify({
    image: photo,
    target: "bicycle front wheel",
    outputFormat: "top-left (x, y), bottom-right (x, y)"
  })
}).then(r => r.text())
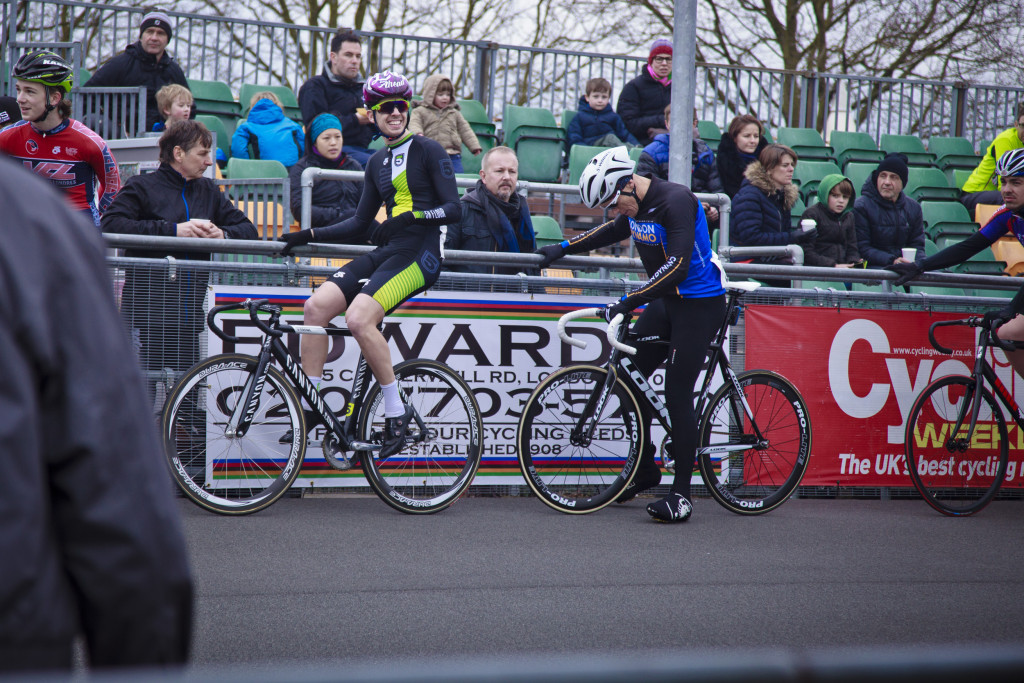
top-left (162, 353), bottom-right (306, 515)
top-left (905, 375), bottom-right (1008, 516)
top-left (697, 370), bottom-right (811, 515)
top-left (357, 359), bottom-right (483, 514)
top-left (517, 365), bottom-right (646, 514)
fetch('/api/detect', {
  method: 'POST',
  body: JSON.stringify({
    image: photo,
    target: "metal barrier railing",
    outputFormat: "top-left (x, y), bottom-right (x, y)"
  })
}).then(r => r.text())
top-left (6, 0), bottom-right (1023, 145)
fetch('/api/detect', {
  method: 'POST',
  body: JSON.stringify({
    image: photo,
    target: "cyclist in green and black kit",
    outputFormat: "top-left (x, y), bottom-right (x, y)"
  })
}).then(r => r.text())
top-left (281, 71), bottom-right (461, 456)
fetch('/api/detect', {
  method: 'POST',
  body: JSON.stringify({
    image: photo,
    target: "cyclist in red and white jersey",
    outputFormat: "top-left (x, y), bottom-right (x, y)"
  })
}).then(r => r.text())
top-left (0, 51), bottom-right (119, 227)
top-left (890, 148), bottom-right (1024, 374)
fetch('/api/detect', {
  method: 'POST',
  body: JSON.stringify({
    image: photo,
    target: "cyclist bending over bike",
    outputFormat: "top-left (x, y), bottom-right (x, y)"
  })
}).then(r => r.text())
top-left (280, 71), bottom-right (461, 456)
top-left (536, 146), bottom-right (728, 523)
top-left (889, 148), bottom-right (1024, 376)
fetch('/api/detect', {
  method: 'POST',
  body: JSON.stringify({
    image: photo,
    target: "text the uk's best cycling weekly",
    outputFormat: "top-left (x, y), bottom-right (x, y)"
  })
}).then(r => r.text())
top-left (516, 281), bottom-right (812, 515)
top-left (162, 299), bottom-right (483, 515)
top-left (903, 316), bottom-right (1023, 515)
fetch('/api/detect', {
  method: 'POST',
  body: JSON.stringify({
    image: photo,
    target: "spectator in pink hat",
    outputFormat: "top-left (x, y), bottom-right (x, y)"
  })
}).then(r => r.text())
top-left (617, 38), bottom-right (673, 146)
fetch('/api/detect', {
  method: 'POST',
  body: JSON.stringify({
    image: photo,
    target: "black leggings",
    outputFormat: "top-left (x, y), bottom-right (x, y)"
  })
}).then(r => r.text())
top-left (630, 295), bottom-right (726, 498)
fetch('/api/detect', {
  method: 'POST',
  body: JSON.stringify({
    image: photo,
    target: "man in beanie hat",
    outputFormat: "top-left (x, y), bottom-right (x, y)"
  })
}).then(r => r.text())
top-left (853, 152), bottom-right (925, 267)
top-left (617, 38), bottom-right (673, 146)
top-left (85, 9), bottom-right (189, 131)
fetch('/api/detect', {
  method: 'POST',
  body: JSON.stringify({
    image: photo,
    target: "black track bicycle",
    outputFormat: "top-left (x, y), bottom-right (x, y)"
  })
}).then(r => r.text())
top-left (516, 281), bottom-right (812, 515)
top-left (903, 316), bottom-right (1022, 516)
top-left (162, 299), bottom-right (483, 515)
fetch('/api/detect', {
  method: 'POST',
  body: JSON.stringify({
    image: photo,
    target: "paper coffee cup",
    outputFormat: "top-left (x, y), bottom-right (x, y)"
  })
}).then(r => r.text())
top-left (902, 247), bottom-right (916, 261)
top-left (800, 219), bottom-right (816, 232)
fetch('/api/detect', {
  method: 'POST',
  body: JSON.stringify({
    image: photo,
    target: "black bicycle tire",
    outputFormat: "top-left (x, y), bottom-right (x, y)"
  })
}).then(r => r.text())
top-left (905, 375), bottom-right (1009, 516)
top-left (697, 370), bottom-right (811, 515)
top-left (517, 365), bottom-right (646, 514)
top-left (356, 359), bottom-right (483, 514)
top-left (162, 353), bottom-right (306, 515)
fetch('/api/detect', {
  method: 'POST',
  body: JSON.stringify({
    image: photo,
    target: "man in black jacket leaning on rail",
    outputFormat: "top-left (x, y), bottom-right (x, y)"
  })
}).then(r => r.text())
top-left (102, 119), bottom-right (257, 398)
top-left (0, 156), bottom-right (193, 671)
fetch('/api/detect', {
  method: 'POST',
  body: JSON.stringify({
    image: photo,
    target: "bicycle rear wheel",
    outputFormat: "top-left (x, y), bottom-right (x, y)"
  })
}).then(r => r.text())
top-left (357, 359), bottom-right (483, 514)
top-left (517, 365), bottom-right (645, 514)
top-left (162, 354), bottom-right (306, 515)
top-left (905, 375), bottom-right (1008, 516)
top-left (697, 370), bottom-right (811, 515)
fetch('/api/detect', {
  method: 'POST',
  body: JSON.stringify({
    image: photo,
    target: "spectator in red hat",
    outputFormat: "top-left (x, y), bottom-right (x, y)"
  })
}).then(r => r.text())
top-left (617, 38), bottom-right (673, 146)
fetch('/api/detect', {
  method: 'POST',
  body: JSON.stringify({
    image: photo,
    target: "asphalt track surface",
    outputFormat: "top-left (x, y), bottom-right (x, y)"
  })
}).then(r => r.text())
top-left (181, 493), bottom-right (1024, 672)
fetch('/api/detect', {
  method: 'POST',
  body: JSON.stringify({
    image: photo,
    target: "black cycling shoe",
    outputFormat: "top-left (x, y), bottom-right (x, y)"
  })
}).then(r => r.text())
top-left (278, 410), bottom-right (319, 444)
top-left (615, 460), bottom-right (663, 503)
top-left (380, 404), bottom-right (414, 458)
top-left (646, 493), bottom-right (693, 523)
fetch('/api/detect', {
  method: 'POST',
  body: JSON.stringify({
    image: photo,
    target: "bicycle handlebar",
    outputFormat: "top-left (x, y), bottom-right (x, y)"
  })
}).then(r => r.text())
top-left (206, 298), bottom-right (284, 344)
top-left (556, 308), bottom-right (637, 355)
top-left (928, 317), bottom-right (1020, 355)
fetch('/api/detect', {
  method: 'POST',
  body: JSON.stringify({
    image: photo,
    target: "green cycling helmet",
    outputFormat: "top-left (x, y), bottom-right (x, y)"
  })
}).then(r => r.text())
top-left (12, 50), bottom-right (74, 94)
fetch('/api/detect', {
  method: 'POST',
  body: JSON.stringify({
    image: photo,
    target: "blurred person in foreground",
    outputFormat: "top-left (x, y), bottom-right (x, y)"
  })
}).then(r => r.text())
top-left (0, 156), bottom-right (193, 672)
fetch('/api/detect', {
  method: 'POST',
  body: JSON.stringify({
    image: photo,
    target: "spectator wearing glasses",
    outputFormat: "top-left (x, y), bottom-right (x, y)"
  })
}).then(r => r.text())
top-left (617, 39), bottom-right (673, 146)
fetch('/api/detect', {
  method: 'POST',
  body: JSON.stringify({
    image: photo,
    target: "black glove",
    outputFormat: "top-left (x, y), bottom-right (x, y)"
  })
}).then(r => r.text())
top-left (983, 306), bottom-right (1015, 330)
top-left (535, 243), bottom-right (566, 269)
top-left (280, 228), bottom-right (314, 256)
top-left (370, 212), bottom-right (414, 246)
top-left (885, 262), bottom-right (923, 286)
top-left (601, 299), bottom-right (632, 323)
top-left (789, 227), bottom-right (817, 244)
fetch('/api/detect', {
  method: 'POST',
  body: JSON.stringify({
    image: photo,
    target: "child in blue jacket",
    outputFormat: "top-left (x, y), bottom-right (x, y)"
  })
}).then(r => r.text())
top-left (231, 91), bottom-right (304, 168)
top-left (568, 78), bottom-right (639, 148)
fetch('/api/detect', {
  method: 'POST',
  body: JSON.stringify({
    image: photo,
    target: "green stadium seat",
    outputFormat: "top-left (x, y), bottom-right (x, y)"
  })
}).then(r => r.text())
top-left (792, 160), bottom-right (842, 202)
top-left (829, 131), bottom-right (884, 169)
top-left (458, 99), bottom-right (489, 124)
top-left (503, 105), bottom-right (566, 182)
top-left (628, 147), bottom-right (643, 164)
top-left (844, 162), bottom-right (876, 195)
top-left (761, 128), bottom-right (774, 144)
top-left (561, 109), bottom-right (576, 133)
top-left (195, 114), bottom-right (233, 161)
top-left (777, 127), bottom-right (835, 162)
top-left (568, 145), bottom-right (605, 185)
top-left (368, 136), bottom-right (386, 151)
top-left (920, 201), bottom-right (977, 240)
top-left (927, 136), bottom-right (980, 171)
top-left (880, 134), bottom-right (937, 167)
top-left (238, 83), bottom-right (301, 122)
top-left (458, 99), bottom-right (498, 145)
top-left (791, 196), bottom-right (807, 228)
top-left (224, 157), bottom-right (287, 181)
top-left (951, 247), bottom-right (1007, 276)
top-left (460, 132), bottom-right (495, 175)
top-left (188, 78), bottom-right (240, 132)
top-left (924, 238), bottom-right (938, 257)
top-left (532, 215), bottom-right (565, 247)
top-left (905, 167), bottom-right (959, 202)
top-left (697, 120), bottom-right (722, 151)
top-left (952, 168), bottom-right (974, 190)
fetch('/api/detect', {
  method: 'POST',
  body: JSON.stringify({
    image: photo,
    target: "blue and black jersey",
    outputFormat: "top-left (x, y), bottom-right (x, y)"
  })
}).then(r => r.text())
top-left (561, 176), bottom-right (727, 310)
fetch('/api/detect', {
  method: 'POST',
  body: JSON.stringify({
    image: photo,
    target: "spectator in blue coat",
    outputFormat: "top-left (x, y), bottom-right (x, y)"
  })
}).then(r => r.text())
top-left (231, 92), bottom-right (304, 168)
top-left (732, 144), bottom-right (815, 285)
top-left (568, 78), bottom-right (638, 148)
top-left (854, 153), bottom-right (925, 267)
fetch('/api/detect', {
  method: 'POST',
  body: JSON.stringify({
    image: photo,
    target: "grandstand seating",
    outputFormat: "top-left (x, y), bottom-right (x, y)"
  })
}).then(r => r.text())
top-left (990, 237), bottom-right (1024, 275)
top-left (828, 131), bottom-right (884, 169)
top-left (238, 83), bottom-right (301, 122)
top-left (458, 99), bottom-right (498, 147)
top-left (503, 104), bottom-right (566, 183)
top-left (844, 161), bottom-right (876, 194)
top-left (792, 160), bottom-right (842, 202)
top-left (791, 196), bottom-right (807, 227)
top-left (920, 200), bottom-right (977, 241)
top-left (777, 127), bottom-right (835, 162)
top-left (188, 78), bottom-right (241, 132)
top-left (532, 215), bottom-right (565, 247)
top-left (880, 134), bottom-right (937, 167)
top-left (697, 120), bottom-right (722, 151)
top-left (904, 167), bottom-right (959, 202)
top-left (568, 144), bottom-right (604, 185)
top-left (195, 114), bottom-right (232, 161)
top-left (561, 110), bottom-right (576, 134)
top-left (224, 157), bottom-right (287, 180)
top-left (975, 203), bottom-right (1001, 225)
top-left (952, 168), bottom-right (973, 190)
top-left (927, 136), bottom-right (980, 171)
top-left (951, 247), bottom-right (1006, 276)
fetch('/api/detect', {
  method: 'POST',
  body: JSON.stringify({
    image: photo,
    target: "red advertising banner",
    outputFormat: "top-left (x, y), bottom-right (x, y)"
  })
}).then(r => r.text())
top-left (746, 304), bottom-right (1024, 488)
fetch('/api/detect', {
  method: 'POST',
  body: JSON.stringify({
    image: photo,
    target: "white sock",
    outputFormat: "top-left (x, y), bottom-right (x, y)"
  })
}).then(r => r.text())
top-left (380, 381), bottom-right (404, 417)
top-left (301, 376), bottom-right (321, 411)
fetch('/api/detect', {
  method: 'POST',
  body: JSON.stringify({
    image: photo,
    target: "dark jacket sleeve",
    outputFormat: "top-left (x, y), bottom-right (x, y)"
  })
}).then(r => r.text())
top-left (732, 186), bottom-right (791, 247)
top-left (100, 179), bottom-right (176, 236)
top-left (635, 152), bottom-right (660, 180)
top-left (854, 198), bottom-right (891, 267)
top-left (297, 77), bottom-right (328, 128)
top-left (612, 112), bottom-right (639, 145)
top-left (617, 78), bottom-right (662, 142)
top-left (83, 52), bottom-right (130, 88)
top-left (567, 111), bottom-right (585, 146)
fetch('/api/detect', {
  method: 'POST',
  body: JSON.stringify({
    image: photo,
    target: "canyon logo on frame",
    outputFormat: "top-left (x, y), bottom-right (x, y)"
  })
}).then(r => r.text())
top-left (745, 304), bottom-right (1024, 488)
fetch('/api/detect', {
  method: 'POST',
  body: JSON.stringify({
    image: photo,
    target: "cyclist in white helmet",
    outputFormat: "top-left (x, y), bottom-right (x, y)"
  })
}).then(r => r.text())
top-left (536, 146), bottom-right (727, 523)
top-left (889, 148), bottom-right (1024, 374)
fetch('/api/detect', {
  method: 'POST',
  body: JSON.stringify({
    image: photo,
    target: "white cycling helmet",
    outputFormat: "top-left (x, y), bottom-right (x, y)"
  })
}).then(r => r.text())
top-left (578, 146), bottom-right (636, 208)
top-left (996, 148), bottom-right (1024, 178)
